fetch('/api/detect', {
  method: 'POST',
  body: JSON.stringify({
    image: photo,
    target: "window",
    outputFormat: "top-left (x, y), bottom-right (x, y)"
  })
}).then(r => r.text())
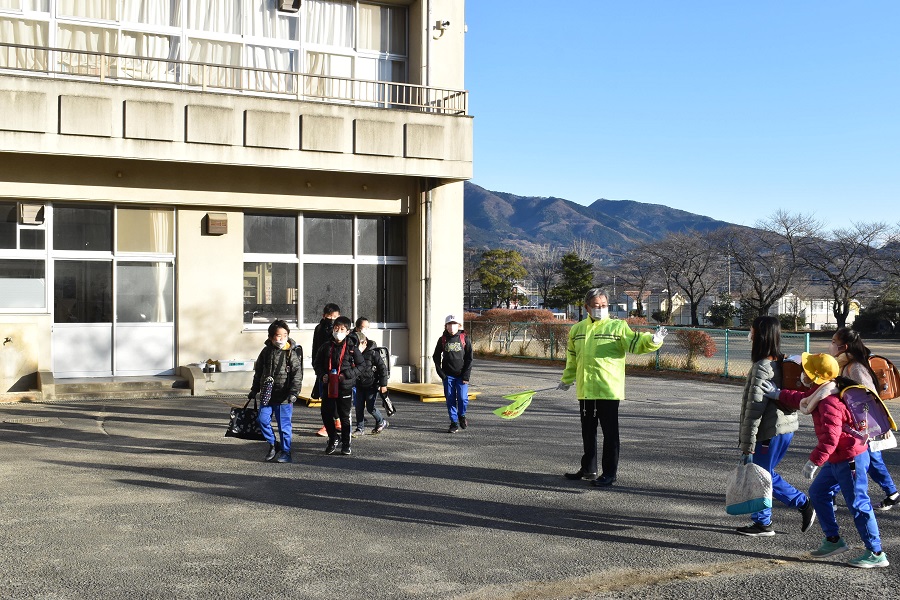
top-left (53, 205), bottom-right (112, 251)
top-left (117, 261), bottom-right (174, 322)
top-left (54, 260), bottom-right (113, 323)
top-left (0, 259), bottom-right (45, 308)
top-left (243, 212), bottom-right (406, 327)
top-left (117, 207), bottom-right (174, 253)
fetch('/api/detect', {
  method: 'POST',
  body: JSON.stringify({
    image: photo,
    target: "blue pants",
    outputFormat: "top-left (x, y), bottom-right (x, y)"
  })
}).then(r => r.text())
top-left (443, 375), bottom-right (468, 424)
top-left (868, 448), bottom-right (898, 496)
top-left (809, 452), bottom-right (882, 553)
top-left (258, 402), bottom-right (293, 454)
top-left (751, 433), bottom-right (808, 526)
top-left (354, 385), bottom-right (384, 430)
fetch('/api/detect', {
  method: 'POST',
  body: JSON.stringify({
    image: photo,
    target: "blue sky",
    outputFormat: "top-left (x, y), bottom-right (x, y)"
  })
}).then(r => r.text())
top-left (464, 2), bottom-right (900, 230)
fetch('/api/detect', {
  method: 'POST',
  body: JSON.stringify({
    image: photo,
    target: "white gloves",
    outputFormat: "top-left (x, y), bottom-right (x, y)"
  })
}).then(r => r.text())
top-left (803, 460), bottom-right (819, 480)
top-left (652, 326), bottom-right (668, 344)
top-left (556, 381), bottom-right (572, 391)
top-left (760, 380), bottom-right (781, 400)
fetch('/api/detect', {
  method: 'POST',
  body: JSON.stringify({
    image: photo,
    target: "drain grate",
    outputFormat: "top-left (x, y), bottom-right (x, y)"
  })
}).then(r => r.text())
top-left (1, 417), bottom-right (51, 424)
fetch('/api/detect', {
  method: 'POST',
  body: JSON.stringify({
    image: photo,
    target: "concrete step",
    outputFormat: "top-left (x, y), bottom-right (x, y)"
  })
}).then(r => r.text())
top-left (51, 388), bottom-right (193, 401)
top-left (44, 375), bottom-right (192, 402)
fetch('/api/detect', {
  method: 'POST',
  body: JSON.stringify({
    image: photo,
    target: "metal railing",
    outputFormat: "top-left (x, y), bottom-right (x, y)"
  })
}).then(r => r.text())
top-left (467, 321), bottom-right (810, 380)
top-left (0, 42), bottom-right (468, 115)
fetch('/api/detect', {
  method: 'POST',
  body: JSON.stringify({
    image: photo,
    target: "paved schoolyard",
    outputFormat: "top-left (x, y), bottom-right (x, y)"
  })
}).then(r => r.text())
top-left (0, 359), bottom-right (896, 599)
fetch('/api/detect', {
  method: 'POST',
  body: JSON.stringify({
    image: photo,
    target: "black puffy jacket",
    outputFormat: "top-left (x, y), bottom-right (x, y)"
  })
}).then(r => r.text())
top-left (250, 338), bottom-right (303, 404)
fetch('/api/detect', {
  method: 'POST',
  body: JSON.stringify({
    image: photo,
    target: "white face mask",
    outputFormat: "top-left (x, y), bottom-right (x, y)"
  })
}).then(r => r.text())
top-left (446, 324), bottom-right (460, 335)
top-left (747, 330), bottom-right (753, 342)
top-left (333, 331), bottom-right (347, 342)
top-left (591, 307), bottom-right (609, 320)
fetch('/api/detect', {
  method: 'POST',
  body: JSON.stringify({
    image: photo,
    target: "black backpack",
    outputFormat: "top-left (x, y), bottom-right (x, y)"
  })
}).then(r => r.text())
top-left (355, 350), bottom-right (376, 388)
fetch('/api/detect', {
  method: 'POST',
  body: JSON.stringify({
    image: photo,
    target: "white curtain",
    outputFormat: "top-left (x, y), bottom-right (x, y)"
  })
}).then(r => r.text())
top-left (121, 0), bottom-right (180, 27)
top-left (188, 0), bottom-right (239, 35)
top-left (357, 3), bottom-right (384, 53)
top-left (246, 45), bottom-right (293, 91)
top-left (57, 0), bottom-right (117, 20)
top-left (304, 0), bottom-right (353, 48)
top-left (246, 0), bottom-right (293, 41)
top-left (0, 18), bottom-right (47, 69)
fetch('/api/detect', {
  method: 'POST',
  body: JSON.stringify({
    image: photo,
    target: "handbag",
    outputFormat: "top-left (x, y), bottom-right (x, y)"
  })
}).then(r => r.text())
top-left (224, 398), bottom-right (266, 441)
top-left (725, 460), bottom-right (773, 515)
top-left (869, 430), bottom-right (898, 452)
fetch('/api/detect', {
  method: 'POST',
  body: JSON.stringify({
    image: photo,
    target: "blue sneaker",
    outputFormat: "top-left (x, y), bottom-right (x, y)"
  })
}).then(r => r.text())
top-left (848, 550), bottom-right (889, 568)
top-left (810, 537), bottom-right (849, 558)
top-left (275, 452), bottom-right (291, 463)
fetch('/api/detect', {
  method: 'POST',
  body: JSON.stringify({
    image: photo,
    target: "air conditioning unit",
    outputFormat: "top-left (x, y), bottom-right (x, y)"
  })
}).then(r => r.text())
top-left (277, 0), bottom-right (300, 13)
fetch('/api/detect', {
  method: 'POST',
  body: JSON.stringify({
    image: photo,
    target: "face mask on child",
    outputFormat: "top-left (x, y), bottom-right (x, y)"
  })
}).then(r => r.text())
top-left (333, 331), bottom-right (347, 342)
top-left (747, 330), bottom-right (753, 342)
top-left (446, 324), bottom-right (460, 335)
top-left (591, 307), bottom-right (609, 320)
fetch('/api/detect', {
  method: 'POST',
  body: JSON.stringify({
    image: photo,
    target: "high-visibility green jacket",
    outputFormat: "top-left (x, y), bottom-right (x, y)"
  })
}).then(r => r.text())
top-left (561, 317), bottom-right (662, 400)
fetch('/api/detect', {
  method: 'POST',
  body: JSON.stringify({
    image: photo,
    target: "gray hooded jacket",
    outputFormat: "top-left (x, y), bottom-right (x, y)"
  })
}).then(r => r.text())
top-left (739, 358), bottom-right (799, 453)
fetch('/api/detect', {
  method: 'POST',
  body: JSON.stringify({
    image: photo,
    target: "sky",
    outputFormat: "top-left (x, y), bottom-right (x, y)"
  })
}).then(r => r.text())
top-left (463, 1), bottom-right (900, 231)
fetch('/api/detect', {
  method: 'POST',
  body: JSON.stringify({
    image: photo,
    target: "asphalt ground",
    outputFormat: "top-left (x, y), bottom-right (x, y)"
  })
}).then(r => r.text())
top-left (0, 359), bottom-right (897, 599)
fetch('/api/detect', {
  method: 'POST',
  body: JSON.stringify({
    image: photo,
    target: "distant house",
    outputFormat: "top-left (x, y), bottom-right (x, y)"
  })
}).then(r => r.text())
top-left (774, 291), bottom-right (858, 330)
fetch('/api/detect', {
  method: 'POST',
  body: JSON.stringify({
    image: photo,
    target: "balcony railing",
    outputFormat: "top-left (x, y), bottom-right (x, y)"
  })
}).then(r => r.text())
top-left (0, 42), bottom-right (468, 116)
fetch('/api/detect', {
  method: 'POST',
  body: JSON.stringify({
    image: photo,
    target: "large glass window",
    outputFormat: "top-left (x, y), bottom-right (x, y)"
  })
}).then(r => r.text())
top-left (244, 262), bottom-right (298, 324)
top-left (357, 263), bottom-right (406, 324)
top-left (357, 215), bottom-right (405, 256)
top-left (117, 261), bottom-right (173, 322)
top-left (117, 207), bottom-right (174, 253)
top-left (0, 202), bottom-right (15, 249)
top-left (0, 259), bottom-right (45, 308)
top-left (303, 215), bottom-right (352, 255)
top-left (54, 205), bottom-right (112, 251)
top-left (54, 260), bottom-right (113, 323)
top-left (303, 263), bottom-right (351, 324)
top-left (244, 213), bottom-right (296, 254)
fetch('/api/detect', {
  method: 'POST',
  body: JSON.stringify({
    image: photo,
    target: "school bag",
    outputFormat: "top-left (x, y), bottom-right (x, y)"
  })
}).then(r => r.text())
top-left (868, 355), bottom-right (900, 401)
top-left (778, 355), bottom-right (805, 392)
top-left (839, 384), bottom-right (898, 442)
top-left (355, 350), bottom-right (376, 388)
top-left (375, 346), bottom-right (391, 381)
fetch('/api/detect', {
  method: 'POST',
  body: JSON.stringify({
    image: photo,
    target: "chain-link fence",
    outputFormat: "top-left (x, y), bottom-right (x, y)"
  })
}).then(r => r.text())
top-left (466, 321), bottom-right (810, 380)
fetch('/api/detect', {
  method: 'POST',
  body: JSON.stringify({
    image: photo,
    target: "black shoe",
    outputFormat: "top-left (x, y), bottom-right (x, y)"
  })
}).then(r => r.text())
top-left (591, 474), bottom-right (617, 487)
top-left (736, 522), bottom-right (775, 537)
top-left (325, 440), bottom-right (339, 455)
top-left (800, 500), bottom-right (816, 532)
top-left (459, 415), bottom-right (467, 429)
top-left (264, 444), bottom-right (277, 462)
top-left (341, 445), bottom-right (352, 455)
top-left (275, 452), bottom-right (292, 463)
top-left (448, 422), bottom-right (459, 433)
top-left (564, 470), bottom-right (598, 481)
top-left (876, 492), bottom-right (899, 511)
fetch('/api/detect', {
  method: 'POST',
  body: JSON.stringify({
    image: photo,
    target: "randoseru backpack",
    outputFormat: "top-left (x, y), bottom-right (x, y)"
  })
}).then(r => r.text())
top-left (839, 384), bottom-right (898, 442)
top-left (375, 346), bottom-right (391, 381)
top-left (778, 355), bottom-right (805, 392)
top-left (868, 355), bottom-right (900, 401)
top-left (355, 349), bottom-right (375, 388)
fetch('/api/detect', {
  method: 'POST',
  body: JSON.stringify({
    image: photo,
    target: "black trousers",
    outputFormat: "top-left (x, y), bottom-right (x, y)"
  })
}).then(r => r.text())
top-left (321, 393), bottom-right (353, 446)
top-left (579, 399), bottom-right (620, 477)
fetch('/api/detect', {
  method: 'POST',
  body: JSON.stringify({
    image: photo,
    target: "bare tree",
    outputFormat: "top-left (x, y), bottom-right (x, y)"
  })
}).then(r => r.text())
top-left (801, 221), bottom-right (891, 328)
top-left (571, 237), bottom-right (599, 263)
top-left (655, 231), bottom-right (721, 326)
top-left (527, 244), bottom-right (560, 308)
top-left (640, 241), bottom-right (679, 325)
top-left (728, 211), bottom-right (819, 320)
top-left (614, 252), bottom-right (658, 318)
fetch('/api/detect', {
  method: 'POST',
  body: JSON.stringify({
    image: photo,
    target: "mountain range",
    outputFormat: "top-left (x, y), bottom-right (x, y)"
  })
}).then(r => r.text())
top-left (463, 181), bottom-right (736, 256)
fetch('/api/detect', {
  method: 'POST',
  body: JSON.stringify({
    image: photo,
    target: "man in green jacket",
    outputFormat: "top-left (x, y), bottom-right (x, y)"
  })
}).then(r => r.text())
top-left (558, 288), bottom-right (667, 487)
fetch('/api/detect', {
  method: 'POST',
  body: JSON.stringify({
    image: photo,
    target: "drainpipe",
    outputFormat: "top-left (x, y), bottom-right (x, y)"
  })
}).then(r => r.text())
top-left (423, 179), bottom-right (433, 383)
top-left (425, 0), bottom-right (432, 87)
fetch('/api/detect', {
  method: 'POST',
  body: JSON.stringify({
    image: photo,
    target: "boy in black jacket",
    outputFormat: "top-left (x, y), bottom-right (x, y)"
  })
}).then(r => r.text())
top-left (311, 303), bottom-right (341, 437)
top-left (432, 314), bottom-right (473, 433)
top-left (353, 332), bottom-right (389, 435)
top-left (314, 315), bottom-right (364, 455)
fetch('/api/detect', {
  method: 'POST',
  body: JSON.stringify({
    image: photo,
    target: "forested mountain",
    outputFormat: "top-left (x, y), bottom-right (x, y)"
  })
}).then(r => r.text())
top-left (464, 181), bottom-right (736, 255)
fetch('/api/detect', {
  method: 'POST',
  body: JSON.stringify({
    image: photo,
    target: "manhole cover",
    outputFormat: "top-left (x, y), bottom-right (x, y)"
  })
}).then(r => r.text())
top-left (1, 417), bottom-right (51, 424)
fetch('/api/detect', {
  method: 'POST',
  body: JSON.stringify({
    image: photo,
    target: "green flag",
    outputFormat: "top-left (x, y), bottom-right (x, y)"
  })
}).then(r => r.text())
top-left (493, 391), bottom-right (535, 419)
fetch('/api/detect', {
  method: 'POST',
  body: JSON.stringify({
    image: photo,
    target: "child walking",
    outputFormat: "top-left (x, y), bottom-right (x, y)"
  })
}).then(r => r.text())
top-left (353, 332), bottom-right (389, 435)
top-left (314, 315), bottom-right (364, 455)
top-left (736, 316), bottom-right (814, 536)
top-left (249, 319), bottom-right (302, 463)
top-left (766, 352), bottom-right (889, 568)
top-left (433, 314), bottom-right (473, 433)
top-left (829, 327), bottom-right (899, 511)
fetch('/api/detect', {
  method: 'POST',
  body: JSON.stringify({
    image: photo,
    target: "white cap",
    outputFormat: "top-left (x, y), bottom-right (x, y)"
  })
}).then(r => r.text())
top-left (445, 314), bottom-right (461, 325)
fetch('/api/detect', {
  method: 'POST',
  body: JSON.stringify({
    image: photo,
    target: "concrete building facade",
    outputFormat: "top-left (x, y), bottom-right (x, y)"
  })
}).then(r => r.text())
top-left (0, 0), bottom-right (471, 396)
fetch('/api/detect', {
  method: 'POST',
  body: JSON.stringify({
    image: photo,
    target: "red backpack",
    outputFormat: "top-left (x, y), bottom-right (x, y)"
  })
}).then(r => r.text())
top-left (868, 355), bottom-right (900, 401)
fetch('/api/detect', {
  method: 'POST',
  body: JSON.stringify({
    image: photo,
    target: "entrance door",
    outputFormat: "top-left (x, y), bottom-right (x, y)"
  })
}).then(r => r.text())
top-left (51, 205), bottom-right (176, 378)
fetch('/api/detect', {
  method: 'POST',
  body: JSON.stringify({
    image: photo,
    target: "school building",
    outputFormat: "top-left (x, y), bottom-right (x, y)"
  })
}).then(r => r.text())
top-left (0, 0), bottom-right (471, 398)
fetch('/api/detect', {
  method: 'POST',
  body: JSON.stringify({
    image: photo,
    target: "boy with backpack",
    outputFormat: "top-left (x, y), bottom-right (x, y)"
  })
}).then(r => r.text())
top-left (313, 315), bottom-right (364, 456)
top-left (432, 314), bottom-right (473, 433)
top-left (353, 332), bottom-right (389, 435)
top-left (763, 352), bottom-right (889, 568)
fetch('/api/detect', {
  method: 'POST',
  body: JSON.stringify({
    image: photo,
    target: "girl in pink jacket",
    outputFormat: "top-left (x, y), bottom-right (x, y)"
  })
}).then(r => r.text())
top-left (766, 352), bottom-right (888, 569)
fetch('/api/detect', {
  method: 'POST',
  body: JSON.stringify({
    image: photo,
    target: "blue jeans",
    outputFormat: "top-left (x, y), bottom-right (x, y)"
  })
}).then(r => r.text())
top-left (258, 402), bottom-right (293, 454)
top-left (809, 451), bottom-right (882, 552)
top-left (868, 448), bottom-right (898, 496)
top-left (443, 375), bottom-right (468, 424)
top-left (751, 433), bottom-right (808, 526)
top-left (354, 385), bottom-right (384, 431)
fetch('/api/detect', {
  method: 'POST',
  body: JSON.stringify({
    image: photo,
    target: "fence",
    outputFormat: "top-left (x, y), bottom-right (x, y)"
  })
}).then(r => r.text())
top-left (466, 321), bottom-right (810, 380)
